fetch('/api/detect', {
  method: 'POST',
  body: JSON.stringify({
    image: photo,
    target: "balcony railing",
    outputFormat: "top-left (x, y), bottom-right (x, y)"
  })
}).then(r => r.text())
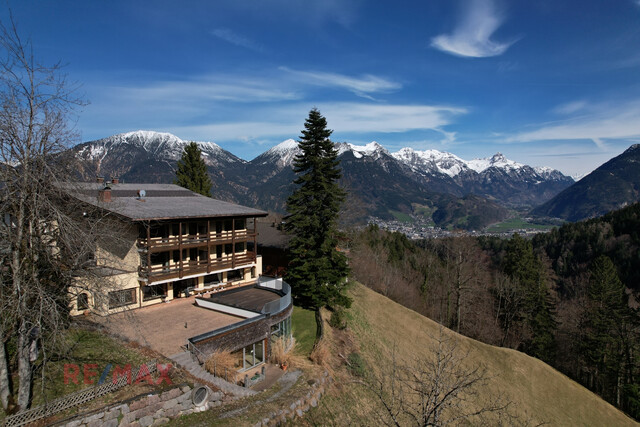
top-left (138, 251), bottom-right (257, 283)
top-left (137, 230), bottom-right (256, 253)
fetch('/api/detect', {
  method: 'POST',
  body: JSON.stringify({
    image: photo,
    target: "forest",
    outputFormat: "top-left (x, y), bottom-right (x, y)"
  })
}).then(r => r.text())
top-left (348, 202), bottom-right (640, 419)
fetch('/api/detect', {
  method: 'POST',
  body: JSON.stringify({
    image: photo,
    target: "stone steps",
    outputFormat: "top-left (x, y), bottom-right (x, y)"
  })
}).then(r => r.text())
top-left (169, 351), bottom-right (256, 398)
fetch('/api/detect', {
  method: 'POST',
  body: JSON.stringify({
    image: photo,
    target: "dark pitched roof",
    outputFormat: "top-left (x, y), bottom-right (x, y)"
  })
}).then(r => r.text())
top-left (59, 183), bottom-right (268, 221)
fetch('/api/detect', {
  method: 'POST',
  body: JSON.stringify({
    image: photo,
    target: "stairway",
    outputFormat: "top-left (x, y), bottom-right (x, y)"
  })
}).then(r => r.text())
top-left (169, 351), bottom-right (257, 398)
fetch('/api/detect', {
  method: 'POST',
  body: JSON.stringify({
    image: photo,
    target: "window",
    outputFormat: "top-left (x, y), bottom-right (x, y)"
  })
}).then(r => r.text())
top-left (77, 293), bottom-right (89, 311)
top-left (224, 243), bottom-right (233, 255)
top-left (236, 341), bottom-right (265, 371)
top-left (224, 219), bottom-right (233, 231)
top-left (271, 316), bottom-right (292, 341)
top-left (108, 288), bottom-right (137, 309)
top-left (142, 285), bottom-right (166, 301)
top-left (216, 245), bottom-right (222, 258)
top-left (234, 242), bottom-right (245, 253)
top-left (234, 218), bottom-right (245, 230)
top-left (227, 269), bottom-right (243, 282)
top-left (270, 316), bottom-right (293, 352)
top-left (204, 273), bottom-right (221, 285)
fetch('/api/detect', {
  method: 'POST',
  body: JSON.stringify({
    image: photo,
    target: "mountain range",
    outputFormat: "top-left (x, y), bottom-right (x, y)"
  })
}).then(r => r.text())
top-left (71, 130), bottom-right (578, 228)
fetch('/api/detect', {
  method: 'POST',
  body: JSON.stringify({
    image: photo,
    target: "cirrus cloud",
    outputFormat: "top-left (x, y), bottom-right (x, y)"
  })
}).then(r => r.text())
top-left (506, 100), bottom-right (640, 149)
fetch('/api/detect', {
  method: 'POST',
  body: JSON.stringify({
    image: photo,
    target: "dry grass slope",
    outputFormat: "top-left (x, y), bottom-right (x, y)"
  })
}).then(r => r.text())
top-left (308, 283), bottom-right (637, 426)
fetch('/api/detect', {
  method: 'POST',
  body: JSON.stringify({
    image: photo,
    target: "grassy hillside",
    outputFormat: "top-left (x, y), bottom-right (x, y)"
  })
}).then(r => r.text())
top-left (306, 283), bottom-right (636, 426)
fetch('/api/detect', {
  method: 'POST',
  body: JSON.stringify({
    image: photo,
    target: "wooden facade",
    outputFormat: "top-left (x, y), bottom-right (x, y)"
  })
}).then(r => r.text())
top-left (137, 217), bottom-right (259, 284)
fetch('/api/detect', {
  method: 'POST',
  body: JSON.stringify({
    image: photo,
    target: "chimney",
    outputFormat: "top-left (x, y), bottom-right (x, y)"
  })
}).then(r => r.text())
top-left (96, 176), bottom-right (104, 184)
top-left (98, 185), bottom-right (112, 203)
top-left (111, 177), bottom-right (119, 185)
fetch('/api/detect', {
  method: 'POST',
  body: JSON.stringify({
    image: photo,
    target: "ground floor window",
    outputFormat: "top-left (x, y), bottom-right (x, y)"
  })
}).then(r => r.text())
top-left (108, 288), bottom-right (137, 309)
top-left (232, 340), bottom-right (265, 371)
top-left (142, 284), bottom-right (166, 301)
top-left (204, 273), bottom-right (221, 285)
top-left (227, 268), bottom-right (243, 282)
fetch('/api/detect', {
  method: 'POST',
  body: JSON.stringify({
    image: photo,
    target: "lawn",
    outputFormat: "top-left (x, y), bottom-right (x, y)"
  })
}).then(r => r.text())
top-left (1, 324), bottom-right (189, 424)
top-left (292, 306), bottom-right (315, 357)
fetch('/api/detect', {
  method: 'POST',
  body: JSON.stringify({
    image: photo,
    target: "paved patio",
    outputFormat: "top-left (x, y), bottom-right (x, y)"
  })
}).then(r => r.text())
top-left (97, 296), bottom-right (242, 357)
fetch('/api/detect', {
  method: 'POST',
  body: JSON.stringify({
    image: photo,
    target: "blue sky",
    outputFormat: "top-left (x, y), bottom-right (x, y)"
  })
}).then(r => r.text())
top-left (4, 0), bottom-right (640, 177)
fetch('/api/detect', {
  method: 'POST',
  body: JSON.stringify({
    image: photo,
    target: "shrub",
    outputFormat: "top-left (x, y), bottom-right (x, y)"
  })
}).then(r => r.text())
top-left (310, 339), bottom-right (330, 366)
top-left (271, 336), bottom-right (295, 366)
top-left (205, 350), bottom-right (237, 377)
top-left (329, 308), bottom-right (347, 330)
top-left (347, 352), bottom-right (367, 377)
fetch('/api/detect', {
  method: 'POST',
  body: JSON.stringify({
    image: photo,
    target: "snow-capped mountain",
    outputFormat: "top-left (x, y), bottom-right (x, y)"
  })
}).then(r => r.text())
top-left (71, 131), bottom-right (244, 200)
top-left (336, 141), bottom-right (389, 160)
top-left (387, 148), bottom-right (574, 206)
top-left (253, 139), bottom-right (301, 170)
top-left (76, 130), bottom-right (244, 169)
top-left (392, 148), bottom-right (470, 178)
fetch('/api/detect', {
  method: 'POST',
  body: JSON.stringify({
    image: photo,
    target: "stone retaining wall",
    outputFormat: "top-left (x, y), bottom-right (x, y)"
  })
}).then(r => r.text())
top-left (58, 384), bottom-right (223, 427)
top-left (252, 371), bottom-right (332, 427)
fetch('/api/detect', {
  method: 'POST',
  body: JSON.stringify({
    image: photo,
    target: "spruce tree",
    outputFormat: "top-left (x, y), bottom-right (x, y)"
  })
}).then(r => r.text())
top-left (580, 255), bottom-right (629, 404)
top-left (285, 108), bottom-right (350, 344)
top-left (502, 234), bottom-right (557, 363)
top-left (175, 142), bottom-right (213, 197)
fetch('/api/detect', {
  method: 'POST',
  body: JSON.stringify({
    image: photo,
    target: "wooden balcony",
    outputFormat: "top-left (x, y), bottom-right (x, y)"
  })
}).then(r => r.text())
top-left (138, 251), bottom-right (257, 283)
top-left (137, 230), bottom-right (256, 253)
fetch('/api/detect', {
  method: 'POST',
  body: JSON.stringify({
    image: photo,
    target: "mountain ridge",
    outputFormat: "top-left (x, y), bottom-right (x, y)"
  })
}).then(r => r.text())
top-left (69, 130), bottom-right (576, 228)
top-left (530, 144), bottom-right (640, 221)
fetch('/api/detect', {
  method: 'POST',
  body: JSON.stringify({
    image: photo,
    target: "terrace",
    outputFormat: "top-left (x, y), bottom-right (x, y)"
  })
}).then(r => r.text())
top-left (99, 276), bottom-right (292, 360)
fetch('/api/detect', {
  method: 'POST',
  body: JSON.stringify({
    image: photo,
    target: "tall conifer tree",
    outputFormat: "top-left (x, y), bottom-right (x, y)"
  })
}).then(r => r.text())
top-left (175, 142), bottom-right (212, 197)
top-left (286, 108), bottom-right (350, 343)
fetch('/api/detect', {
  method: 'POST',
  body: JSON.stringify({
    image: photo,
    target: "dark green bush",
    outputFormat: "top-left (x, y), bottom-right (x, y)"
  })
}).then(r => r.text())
top-left (329, 308), bottom-right (347, 330)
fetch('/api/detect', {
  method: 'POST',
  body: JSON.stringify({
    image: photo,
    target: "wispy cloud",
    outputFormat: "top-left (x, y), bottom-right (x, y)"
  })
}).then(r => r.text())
top-left (170, 103), bottom-right (466, 143)
top-left (322, 103), bottom-right (466, 133)
top-left (552, 100), bottom-right (588, 115)
top-left (116, 76), bottom-right (299, 104)
top-left (431, 0), bottom-right (517, 58)
top-left (506, 100), bottom-right (640, 148)
top-left (280, 67), bottom-right (401, 99)
top-left (211, 28), bottom-right (265, 52)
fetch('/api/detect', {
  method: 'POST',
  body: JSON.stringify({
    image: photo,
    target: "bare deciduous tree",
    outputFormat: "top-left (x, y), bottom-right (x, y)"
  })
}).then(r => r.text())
top-left (0, 16), bottom-right (117, 412)
top-left (367, 328), bottom-right (512, 426)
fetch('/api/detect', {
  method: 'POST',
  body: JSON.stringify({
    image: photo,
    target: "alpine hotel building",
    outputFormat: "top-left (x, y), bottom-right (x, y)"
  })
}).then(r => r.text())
top-left (66, 181), bottom-right (268, 316)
